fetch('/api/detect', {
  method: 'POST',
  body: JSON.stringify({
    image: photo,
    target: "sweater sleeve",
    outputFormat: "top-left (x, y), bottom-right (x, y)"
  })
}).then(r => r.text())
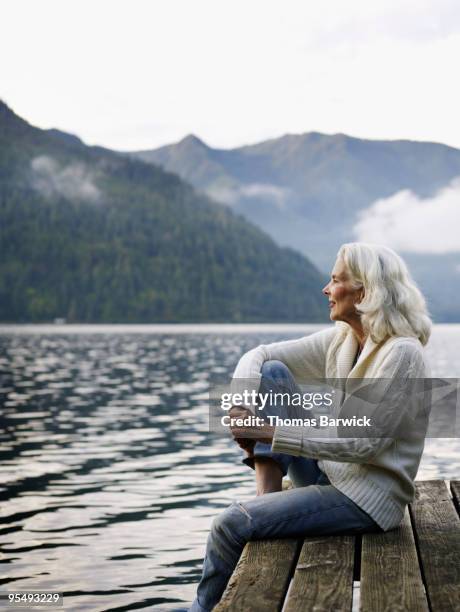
top-left (232, 327), bottom-right (337, 381)
top-left (272, 343), bottom-right (426, 463)
top-left (230, 327), bottom-right (337, 410)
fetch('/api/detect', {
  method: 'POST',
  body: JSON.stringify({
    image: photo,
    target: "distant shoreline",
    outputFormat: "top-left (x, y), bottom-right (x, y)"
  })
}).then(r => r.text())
top-left (1, 322), bottom-right (459, 335)
top-left (0, 323), bottom-right (330, 335)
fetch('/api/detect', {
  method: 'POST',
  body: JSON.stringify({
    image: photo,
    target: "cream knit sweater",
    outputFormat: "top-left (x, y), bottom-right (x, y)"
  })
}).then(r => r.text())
top-left (232, 324), bottom-right (430, 531)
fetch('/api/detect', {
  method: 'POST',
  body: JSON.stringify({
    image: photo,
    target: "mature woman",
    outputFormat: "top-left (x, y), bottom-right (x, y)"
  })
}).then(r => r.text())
top-left (190, 242), bottom-right (431, 612)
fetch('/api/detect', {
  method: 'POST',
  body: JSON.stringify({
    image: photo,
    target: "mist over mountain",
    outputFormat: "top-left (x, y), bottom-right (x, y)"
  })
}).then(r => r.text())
top-left (132, 133), bottom-right (460, 321)
top-left (0, 101), bottom-right (327, 323)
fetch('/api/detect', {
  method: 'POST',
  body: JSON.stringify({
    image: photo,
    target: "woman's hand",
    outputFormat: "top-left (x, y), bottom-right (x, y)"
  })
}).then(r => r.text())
top-left (228, 406), bottom-right (275, 444)
top-left (228, 407), bottom-right (256, 453)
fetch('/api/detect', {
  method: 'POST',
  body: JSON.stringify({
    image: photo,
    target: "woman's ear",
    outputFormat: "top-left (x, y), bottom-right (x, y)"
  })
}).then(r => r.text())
top-left (356, 287), bottom-right (365, 304)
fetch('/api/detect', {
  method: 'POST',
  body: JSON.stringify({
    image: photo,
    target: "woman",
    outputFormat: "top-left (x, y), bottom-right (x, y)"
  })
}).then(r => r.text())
top-left (190, 242), bottom-right (431, 612)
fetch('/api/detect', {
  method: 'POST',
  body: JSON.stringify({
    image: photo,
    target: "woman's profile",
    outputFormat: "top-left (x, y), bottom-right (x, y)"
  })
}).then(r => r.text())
top-left (190, 242), bottom-right (432, 612)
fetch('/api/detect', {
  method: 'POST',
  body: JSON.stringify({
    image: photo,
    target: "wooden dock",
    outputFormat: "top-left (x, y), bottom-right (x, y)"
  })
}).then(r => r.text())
top-left (214, 480), bottom-right (460, 611)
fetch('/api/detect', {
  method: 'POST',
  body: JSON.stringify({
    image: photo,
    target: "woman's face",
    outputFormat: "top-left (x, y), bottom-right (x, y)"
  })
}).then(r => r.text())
top-left (322, 259), bottom-right (363, 324)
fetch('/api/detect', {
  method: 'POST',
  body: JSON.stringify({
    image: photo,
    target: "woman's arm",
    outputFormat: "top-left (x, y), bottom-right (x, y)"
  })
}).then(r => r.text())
top-left (230, 342), bottom-right (428, 464)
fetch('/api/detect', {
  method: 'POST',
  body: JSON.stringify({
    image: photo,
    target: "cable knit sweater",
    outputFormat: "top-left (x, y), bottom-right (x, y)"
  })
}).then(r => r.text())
top-left (232, 324), bottom-right (430, 531)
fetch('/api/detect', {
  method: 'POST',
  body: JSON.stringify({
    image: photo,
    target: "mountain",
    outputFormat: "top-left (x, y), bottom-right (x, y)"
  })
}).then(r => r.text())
top-left (132, 133), bottom-right (460, 321)
top-left (44, 128), bottom-right (84, 147)
top-left (0, 101), bottom-right (327, 323)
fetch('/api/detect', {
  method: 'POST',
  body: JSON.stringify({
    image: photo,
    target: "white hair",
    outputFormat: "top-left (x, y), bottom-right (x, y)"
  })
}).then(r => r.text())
top-left (336, 242), bottom-right (431, 346)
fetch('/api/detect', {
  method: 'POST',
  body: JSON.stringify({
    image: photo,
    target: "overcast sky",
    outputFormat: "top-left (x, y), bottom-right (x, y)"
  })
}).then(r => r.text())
top-left (2, 0), bottom-right (460, 151)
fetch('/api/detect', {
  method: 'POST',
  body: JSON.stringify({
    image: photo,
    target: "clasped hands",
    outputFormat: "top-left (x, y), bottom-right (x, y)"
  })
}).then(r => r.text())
top-left (229, 406), bottom-right (275, 454)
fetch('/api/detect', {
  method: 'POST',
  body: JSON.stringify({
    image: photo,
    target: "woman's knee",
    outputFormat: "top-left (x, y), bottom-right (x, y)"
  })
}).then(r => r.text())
top-left (210, 502), bottom-right (253, 547)
top-left (261, 360), bottom-right (292, 382)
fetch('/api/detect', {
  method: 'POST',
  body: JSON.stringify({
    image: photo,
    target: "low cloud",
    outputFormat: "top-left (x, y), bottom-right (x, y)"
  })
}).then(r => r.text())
top-left (354, 178), bottom-right (460, 254)
top-left (30, 155), bottom-right (102, 203)
top-left (206, 182), bottom-right (290, 209)
top-left (205, 185), bottom-right (239, 205)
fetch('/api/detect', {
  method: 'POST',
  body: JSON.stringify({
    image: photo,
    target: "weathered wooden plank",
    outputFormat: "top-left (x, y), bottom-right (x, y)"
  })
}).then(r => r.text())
top-left (214, 539), bottom-right (299, 612)
top-left (360, 508), bottom-right (428, 612)
top-left (451, 480), bottom-right (460, 515)
top-left (410, 480), bottom-right (460, 612)
top-left (283, 535), bottom-right (355, 612)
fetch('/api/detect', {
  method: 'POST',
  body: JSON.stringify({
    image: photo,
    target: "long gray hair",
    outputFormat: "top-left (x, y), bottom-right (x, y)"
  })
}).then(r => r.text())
top-left (337, 242), bottom-right (431, 346)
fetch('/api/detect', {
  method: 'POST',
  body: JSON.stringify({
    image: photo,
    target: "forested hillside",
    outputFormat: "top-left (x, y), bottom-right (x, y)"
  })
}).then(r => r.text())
top-left (0, 101), bottom-right (327, 323)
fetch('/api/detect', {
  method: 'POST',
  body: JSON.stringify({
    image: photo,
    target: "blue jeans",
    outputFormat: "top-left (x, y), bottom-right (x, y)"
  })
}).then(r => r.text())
top-left (190, 361), bottom-right (382, 612)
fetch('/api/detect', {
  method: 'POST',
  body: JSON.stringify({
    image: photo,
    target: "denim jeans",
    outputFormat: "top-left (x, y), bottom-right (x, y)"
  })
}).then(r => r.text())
top-left (190, 361), bottom-right (382, 612)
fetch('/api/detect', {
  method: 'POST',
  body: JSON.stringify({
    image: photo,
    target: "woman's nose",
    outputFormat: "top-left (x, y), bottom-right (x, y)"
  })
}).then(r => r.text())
top-left (322, 284), bottom-right (329, 295)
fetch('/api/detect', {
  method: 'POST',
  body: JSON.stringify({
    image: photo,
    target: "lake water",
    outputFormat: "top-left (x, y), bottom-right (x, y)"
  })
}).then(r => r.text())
top-left (1, 323), bottom-right (459, 610)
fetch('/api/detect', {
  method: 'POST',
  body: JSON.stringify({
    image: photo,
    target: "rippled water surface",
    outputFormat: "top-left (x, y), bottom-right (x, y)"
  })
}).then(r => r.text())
top-left (1, 324), bottom-right (459, 610)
